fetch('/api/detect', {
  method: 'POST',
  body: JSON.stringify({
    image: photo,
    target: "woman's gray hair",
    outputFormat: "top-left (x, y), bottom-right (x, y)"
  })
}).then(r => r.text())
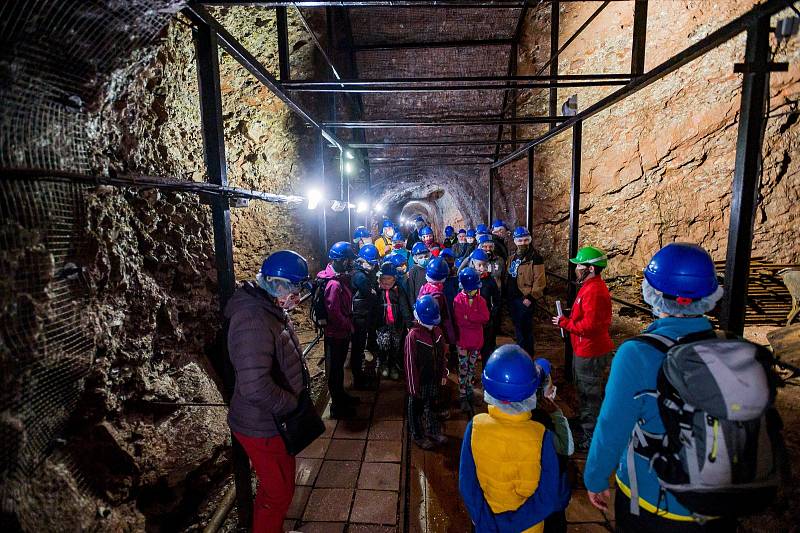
top-left (641, 278), bottom-right (724, 318)
top-left (484, 391), bottom-right (537, 414)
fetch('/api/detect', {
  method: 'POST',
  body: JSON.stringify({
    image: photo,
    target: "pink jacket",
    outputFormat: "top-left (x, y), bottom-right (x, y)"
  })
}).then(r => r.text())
top-left (453, 291), bottom-right (490, 351)
top-left (418, 281), bottom-right (456, 345)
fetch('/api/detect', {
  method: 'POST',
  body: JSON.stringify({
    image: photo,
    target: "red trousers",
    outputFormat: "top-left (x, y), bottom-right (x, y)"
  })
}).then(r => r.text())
top-left (234, 432), bottom-right (296, 533)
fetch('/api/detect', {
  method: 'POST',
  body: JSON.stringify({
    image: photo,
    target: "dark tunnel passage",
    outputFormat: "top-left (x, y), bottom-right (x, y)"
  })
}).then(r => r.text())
top-left (2, 1), bottom-right (800, 532)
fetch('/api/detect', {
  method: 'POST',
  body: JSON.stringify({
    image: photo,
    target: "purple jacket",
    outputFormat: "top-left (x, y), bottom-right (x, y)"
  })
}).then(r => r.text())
top-left (418, 281), bottom-right (456, 345)
top-left (317, 264), bottom-right (354, 339)
top-left (224, 282), bottom-right (304, 438)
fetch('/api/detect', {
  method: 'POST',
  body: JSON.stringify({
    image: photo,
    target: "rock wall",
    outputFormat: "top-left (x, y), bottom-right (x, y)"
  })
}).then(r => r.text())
top-left (7, 8), bottom-right (325, 531)
top-left (498, 1), bottom-right (800, 277)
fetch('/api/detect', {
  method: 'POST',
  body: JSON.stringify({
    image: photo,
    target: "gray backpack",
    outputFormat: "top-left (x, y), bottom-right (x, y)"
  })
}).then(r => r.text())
top-left (627, 330), bottom-right (784, 518)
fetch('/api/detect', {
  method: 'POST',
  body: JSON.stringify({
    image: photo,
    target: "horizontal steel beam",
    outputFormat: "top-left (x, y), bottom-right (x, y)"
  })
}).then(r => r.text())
top-left (337, 153), bottom-right (497, 160)
top-left (183, 5), bottom-right (344, 149)
top-left (283, 73), bottom-right (633, 86)
top-left (287, 80), bottom-right (628, 92)
top-left (350, 38), bottom-right (513, 51)
top-left (336, 139), bottom-right (539, 148)
top-left (324, 117), bottom-right (566, 128)
top-left (491, 0), bottom-right (790, 168)
top-left (198, 1), bottom-right (619, 7)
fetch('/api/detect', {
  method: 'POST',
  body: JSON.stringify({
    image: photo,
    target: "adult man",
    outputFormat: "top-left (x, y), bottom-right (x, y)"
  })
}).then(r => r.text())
top-left (316, 241), bottom-right (359, 419)
top-left (490, 219), bottom-right (509, 261)
top-left (506, 227), bottom-right (546, 357)
top-left (225, 250), bottom-right (310, 531)
top-left (443, 225), bottom-right (457, 249)
top-left (350, 244), bottom-right (381, 390)
top-left (406, 215), bottom-right (426, 251)
top-left (375, 219), bottom-right (395, 257)
top-left (551, 246), bottom-right (613, 451)
top-left (583, 243), bottom-right (732, 531)
top-left (452, 229), bottom-right (469, 262)
top-left (408, 241), bottom-right (432, 303)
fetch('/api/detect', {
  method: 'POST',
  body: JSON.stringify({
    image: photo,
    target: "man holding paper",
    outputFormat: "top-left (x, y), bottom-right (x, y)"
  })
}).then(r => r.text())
top-left (551, 246), bottom-right (614, 452)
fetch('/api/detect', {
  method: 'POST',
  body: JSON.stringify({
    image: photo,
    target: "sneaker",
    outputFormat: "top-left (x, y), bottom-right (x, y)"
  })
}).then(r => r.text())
top-left (329, 404), bottom-right (356, 420)
top-left (389, 367), bottom-right (400, 380)
top-left (413, 436), bottom-right (435, 450)
top-left (427, 434), bottom-right (448, 446)
top-left (381, 366), bottom-right (390, 378)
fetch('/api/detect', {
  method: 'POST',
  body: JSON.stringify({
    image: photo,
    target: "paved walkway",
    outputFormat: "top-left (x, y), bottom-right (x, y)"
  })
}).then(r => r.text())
top-left (286, 328), bottom-right (616, 532)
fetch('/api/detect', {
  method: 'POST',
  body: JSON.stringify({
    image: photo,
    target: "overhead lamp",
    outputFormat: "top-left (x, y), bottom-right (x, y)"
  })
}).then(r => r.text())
top-left (344, 150), bottom-right (355, 160)
top-left (400, 216), bottom-right (406, 223)
top-left (356, 200), bottom-right (368, 213)
top-left (307, 188), bottom-right (322, 210)
top-left (344, 161), bottom-right (354, 174)
top-left (374, 202), bottom-right (384, 214)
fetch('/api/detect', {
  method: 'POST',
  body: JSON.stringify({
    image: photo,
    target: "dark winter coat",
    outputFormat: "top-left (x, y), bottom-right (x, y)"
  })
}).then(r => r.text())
top-left (316, 264), bottom-right (354, 339)
top-left (404, 323), bottom-right (448, 397)
top-left (351, 265), bottom-right (379, 328)
top-left (479, 274), bottom-right (501, 319)
top-left (408, 264), bottom-right (428, 303)
top-left (378, 283), bottom-right (414, 330)
top-left (225, 282), bottom-right (304, 438)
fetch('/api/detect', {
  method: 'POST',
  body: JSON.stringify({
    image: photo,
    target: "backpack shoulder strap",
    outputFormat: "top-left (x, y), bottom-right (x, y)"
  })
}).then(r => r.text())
top-left (629, 333), bottom-right (676, 353)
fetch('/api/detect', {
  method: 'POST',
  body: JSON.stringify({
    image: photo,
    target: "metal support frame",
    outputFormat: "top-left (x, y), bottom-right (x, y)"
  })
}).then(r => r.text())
top-left (526, 147), bottom-right (534, 229)
top-left (510, 40), bottom-right (518, 150)
top-left (549, 1), bottom-right (559, 128)
top-left (720, 17), bottom-right (771, 334)
top-left (350, 38), bottom-right (513, 51)
top-left (488, 168), bottom-right (496, 222)
top-left (323, 116), bottom-right (567, 128)
top-left (282, 79), bottom-right (629, 93)
top-left (276, 6), bottom-right (290, 80)
top-left (631, 0), bottom-right (648, 75)
top-left (201, 1), bottom-right (615, 6)
top-left (340, 139), bottom-right (541, 148)
top-left (193, 22), bottom-right (253, 529)
top-left (565, 121), bottom-right (582, 382)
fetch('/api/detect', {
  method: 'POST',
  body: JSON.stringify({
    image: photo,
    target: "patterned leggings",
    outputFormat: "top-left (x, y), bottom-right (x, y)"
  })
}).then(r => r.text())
top-left (457, 348), bottom-right (480, 397)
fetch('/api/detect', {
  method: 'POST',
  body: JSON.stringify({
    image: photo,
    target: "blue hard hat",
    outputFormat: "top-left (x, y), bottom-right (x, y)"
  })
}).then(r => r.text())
top-left (477, 234), bottom-right (493, 245)
top-left (358, 244), bottom-right (380, 265)
top-left (491, 219), bottom-right (506, 229)
top-left (644, 242), bottom-right (718, 300)
top-left (535, 358), bottom-right (552, 379)
top-left (411, 242), bottom-right (429, 256)
top-left (466, 229), bottom-right (476, 238)
top-left (457, 228), bottom-right (466, 235)
top-left (445, 225), bottom-right (455, 237)
top-left (483, 344), bottom-right (539, 402)
top-left (513, 226), bottom-right (531, 239)
top-left (476, 223), bottom-right (489, 234)
top-left (419, 226), bottom-right (433, 237)
top-left (388, 253), bottom-right (407, 268)
top-left (260, 250), bottom-right (309, 284)
top-left (459, 267), bottom-right (481, 291)
top-left (379, 261), bottom-right (397, 277)
top-left (415, 215), bottom-right (425, 222)
top-left (470, 248), bottom-right (489, 262)
top-left (329, 241), bottom-right (355, 260)
top-left (382, 219), bottom-right (394, 228)
top-left (439, 248), bottom-right (455, 258)
top-left (425, 257), bottom-right (449, 281)
top-left (414, 295), bottom-right (441, 326)
top-left (353, 225), bottom-right (370, 239)
top-left (392, 232), bottom-right (405, 242)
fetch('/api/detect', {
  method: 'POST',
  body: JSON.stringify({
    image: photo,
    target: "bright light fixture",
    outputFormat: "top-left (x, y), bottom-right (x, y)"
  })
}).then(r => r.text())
top-left (356, 200), bottom-right (368, 213)
top-left (374, 202), bottom-right (384, 213)
top-left (344, 150), bottom-right (355, 160)
top-left (344, 161), bottom-right (354, 174)
top-left (307, 188), bottom-right (322, 210)
top-left (400, 216), bottom-right (406, 223)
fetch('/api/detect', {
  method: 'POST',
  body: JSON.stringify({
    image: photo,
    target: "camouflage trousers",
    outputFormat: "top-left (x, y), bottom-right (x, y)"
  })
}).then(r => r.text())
top-left (573, 352), bottom-right (612, 440)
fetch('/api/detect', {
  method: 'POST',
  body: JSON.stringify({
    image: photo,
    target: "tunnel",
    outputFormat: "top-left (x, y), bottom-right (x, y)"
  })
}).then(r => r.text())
top-left (1, 1), bottom-right (800, 532)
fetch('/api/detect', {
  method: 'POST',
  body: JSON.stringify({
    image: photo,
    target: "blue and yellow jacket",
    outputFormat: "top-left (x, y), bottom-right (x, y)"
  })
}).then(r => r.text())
top-left (459, 406), bottom-right (568, 532)
top-left (584, 316), bottom-right (714, 521)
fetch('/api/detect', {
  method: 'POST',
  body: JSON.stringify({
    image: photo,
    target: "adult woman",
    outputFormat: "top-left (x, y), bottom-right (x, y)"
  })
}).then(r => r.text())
top-left (225, 250), bottom-right (310, 532)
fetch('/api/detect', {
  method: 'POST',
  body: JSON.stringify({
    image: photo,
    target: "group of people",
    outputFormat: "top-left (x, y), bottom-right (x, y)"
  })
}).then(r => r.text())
top-left (224, 213), bottom-right (783, 533)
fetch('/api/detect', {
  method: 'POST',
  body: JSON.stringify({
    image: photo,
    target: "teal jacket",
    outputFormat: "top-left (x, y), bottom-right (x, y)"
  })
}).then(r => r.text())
top-left (584, 316), bottom-right (714, 521)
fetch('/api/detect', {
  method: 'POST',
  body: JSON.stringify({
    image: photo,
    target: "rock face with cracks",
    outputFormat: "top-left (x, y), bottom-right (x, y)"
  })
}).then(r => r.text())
top-left (492, 1), bottom-right (800, 278)
top-left (4, 8), bottom-right (325, 531)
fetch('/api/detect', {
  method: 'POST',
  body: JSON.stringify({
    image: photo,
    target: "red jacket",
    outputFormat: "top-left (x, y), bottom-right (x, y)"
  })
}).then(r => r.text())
top-left (557, 276), bottom-right (614, 357)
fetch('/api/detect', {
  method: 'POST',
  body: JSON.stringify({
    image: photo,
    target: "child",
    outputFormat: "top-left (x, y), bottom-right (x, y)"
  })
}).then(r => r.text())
top-left (462, 249), bottom-right (501, 360)
top-left (376, 262), bottom-right (413, 380)
top-left (405, 295), bottom-right (449, 450)
top-left (418, 257), bottom-right (456, 348)
top-left (408, 241), bottom-right (431, 302)
top-left (453, 267), bottom-right (490, 417)
top-left (390, 232), bottom-right (410, 264)
top-left (459, 345), bottom-right (569, 532)
top-left (387, 251), bottom-right (410, 299)
top-left (419, 226), bottom-right (442, 256)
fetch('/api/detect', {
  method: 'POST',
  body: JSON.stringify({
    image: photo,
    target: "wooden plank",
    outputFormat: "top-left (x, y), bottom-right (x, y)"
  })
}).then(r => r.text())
top-left (768, 324), bottom-right (800, 366)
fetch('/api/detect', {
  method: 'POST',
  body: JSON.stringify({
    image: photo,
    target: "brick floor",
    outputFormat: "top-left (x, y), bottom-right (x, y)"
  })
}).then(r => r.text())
top-left (295, 457), bottom-right (322, 486)
top-left (302, 488), bottom-right (353, 522)
top-left (358, 461), bottom-right (401, 491)
top-left (315, 460), bottom-right (361, 488)
top-left (324, 438), bottom-right (366, 461)
top-left (349, 489), bottom-right (398, 525)
top-left (364, 439), bottom-right (402, 462)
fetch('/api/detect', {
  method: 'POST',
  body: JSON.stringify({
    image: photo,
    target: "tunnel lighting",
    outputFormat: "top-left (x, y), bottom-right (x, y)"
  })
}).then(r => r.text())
top-left (400, 216), bottom-right (406, 223)
top-left (356, 200), bottom-right (368, 213)
top-left (344, 150), bottom-right (355, 160)
top-left (374, 202), bottom-right (384, 214)
top-left (307, 188), bottom-right (322, 210)
top-left (344, 161), bottom-right (354, 174)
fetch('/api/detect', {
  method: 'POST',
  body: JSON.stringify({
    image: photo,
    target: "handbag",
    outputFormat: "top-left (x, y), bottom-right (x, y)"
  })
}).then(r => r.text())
top-left (273, 332), bottom-right (325, 456)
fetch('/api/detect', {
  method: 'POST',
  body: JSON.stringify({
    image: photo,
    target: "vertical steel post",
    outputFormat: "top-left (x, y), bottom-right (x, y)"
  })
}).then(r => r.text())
top-left (276, 6), bottom-right (290, 81)
top-left (721, 17), bottom-right (771, 334)
top-left (489, 168), bottom-right (496, 222)
top-left (318, 134), bottom-right (329, 258)
top-left (565, 121), bottom-right (582, 382)
top-left (526, 147), bottom-right (535, 230)
top-left (194, 22), bottom-right (253, 529)
top-left (510, 41), bottom-right (518, 150)
top-left (631, 0), bottom-right (648, 75)
top-left (549, 1), bottom-right (560, 128)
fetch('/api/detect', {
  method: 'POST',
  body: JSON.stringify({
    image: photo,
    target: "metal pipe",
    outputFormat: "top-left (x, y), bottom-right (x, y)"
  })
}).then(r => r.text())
top-left (565, 121), bottom-right (582, 383)
top-left (630, 0), bottom-right (648, 75)
top-left (549, 1), bottom-right (559, 129)
top-left (293, 5), bottom-right (344, 83)
top-left (276, 6), bottom-right (290, 80)
top-left (203, 485), bottom-right (237, 533)
top-left (721, 17), bottom-right (771, 334)
top-left (491, 0), bottom-right (790, 168)
top-left (526, 147), bottom-right (534, 230)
